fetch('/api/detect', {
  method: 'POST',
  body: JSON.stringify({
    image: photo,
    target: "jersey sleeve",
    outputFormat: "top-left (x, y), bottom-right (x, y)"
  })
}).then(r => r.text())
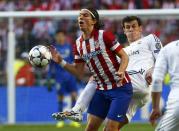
top-left (151, 48), bottom-right (168, 92)
top-left (148, 34), bottom-right (163, 60)
top-left (73, 42), bottom-right (85, 63)
top-left (103, 31), bottom-right (123, 53)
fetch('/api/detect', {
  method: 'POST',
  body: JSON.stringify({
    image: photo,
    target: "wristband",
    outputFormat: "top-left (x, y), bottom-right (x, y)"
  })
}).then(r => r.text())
top-left (59, 59), bottom-right (67, 67)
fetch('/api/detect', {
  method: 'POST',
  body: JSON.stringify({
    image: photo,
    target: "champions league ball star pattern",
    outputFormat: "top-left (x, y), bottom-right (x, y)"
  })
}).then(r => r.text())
top-left (29, 45), bottom-right (52, 68)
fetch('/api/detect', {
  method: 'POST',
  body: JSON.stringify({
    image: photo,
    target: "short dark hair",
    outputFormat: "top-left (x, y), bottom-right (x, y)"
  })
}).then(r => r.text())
top-left (86, 7), bottom-right (104, 30)
top-left (55, 29), bottom-right (66, 35)
top-left (122, 16), bottom-right (142, 28)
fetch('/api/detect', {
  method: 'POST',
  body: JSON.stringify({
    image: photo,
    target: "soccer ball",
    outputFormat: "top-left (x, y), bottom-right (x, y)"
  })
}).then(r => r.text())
top-left (29, 45), bottom-right (52, 68)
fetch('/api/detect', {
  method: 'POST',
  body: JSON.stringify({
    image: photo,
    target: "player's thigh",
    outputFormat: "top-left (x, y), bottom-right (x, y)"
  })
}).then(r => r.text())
top-left (125, 98), bottom-right (139, 123)
top-left (107, 83), bottom-right (133, 123)
top-left (126, 95), bottom-right (149, 122)
top-left (87, 90), bottom-right (110, 119)
top-left (86, 114), bottom-right (104, 131)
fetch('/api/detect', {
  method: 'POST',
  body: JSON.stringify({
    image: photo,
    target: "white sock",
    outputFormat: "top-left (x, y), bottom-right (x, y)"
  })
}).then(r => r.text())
top-left (72, 80), bottom-right (96, 113)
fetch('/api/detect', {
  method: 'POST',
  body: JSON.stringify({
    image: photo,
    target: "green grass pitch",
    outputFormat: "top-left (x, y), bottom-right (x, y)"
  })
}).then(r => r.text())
top-left (0, 123), bottom-right (155, 131)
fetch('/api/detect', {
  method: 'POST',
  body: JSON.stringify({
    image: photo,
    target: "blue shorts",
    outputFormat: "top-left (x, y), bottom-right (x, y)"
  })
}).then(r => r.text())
top-left (55, 75), bottom-right (78, 95)
top-left (87, 82), bottom-right (133, 122)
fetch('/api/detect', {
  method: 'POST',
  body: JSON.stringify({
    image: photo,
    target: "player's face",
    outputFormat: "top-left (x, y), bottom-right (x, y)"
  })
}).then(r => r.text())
top-left (123, 20), bottom-right (142, 43)
top-left (55, 32), bottom-right (66, 45)
top-left (78, 10), bottom-right (96, 32)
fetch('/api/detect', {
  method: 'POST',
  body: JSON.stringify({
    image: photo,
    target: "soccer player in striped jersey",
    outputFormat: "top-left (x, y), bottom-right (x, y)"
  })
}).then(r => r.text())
top-left (50, 8), bottom-right (133, 131)
top-left (52, 15), bottom-right (163, 130)
top-left (150, 40), bottom-right (179, 131)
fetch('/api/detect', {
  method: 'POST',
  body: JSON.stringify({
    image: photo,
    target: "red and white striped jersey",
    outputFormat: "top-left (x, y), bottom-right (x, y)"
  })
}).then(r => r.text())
top-left (74, 29), bottom-right (130, 90)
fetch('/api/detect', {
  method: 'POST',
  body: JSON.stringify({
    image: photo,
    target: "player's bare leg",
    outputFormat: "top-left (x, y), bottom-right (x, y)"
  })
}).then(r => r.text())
top-left (118, 117), bottom-right (128, 130)
top-left (85, 114), bottom-right (104, 131)
top-left (103, 117), bottom-right (128, 131)
top-left (103, 119), bottom-right (122, 131)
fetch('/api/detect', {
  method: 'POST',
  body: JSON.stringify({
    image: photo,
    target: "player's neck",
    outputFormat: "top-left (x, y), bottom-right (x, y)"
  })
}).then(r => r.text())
top-left (128, 36), bottom-right (142, 44)
top-left (82, 27), bottom-right (94, 40)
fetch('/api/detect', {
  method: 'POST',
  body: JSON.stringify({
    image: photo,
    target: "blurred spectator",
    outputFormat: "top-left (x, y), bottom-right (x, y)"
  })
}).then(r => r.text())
top-left (107, 0), bottom-right (122, 9)
top-left (0, 0), bottom-right (6, 11)
top-left (15, 52), bottom-right (35, 87)
top-left (15, 0), bottom-right (31, 11)
top-left (31, 18), bottom-right (55, 45)
top-left (162, 0), bottom-right (175, 9)
top-left (32, 18), bottom-right (55, 36)
top-left (5, 0), bottom-right (16, 11)
top-left (60, 0), bottom-right (72, 10)
top-left (0, 19), bottom-right (7, 51)
top-left (153, 0), bottom-right (162, 8)
top-left (176, 0), bottom-right (179, 8)
top-left (128, 0), bottom-right (135, 9)
top-left (48, 0), bottom-right (61, 10)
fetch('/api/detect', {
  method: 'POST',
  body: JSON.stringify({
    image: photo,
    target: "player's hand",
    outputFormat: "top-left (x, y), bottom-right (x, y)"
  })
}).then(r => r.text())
top-left (48, 45), bottom-right (63, 64)
top-left (145, 67), bottom-right (154, 85)
top-left (149, 108), bottom-right (161, 126)
top-left (117, 71), bottom-right (124, 85)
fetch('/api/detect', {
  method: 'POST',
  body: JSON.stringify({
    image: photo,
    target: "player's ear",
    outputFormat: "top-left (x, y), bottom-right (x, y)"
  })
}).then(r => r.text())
top-left (139, 26), bottom-right (142, 32)
top-left (92, 19), bottom-right (97, 25)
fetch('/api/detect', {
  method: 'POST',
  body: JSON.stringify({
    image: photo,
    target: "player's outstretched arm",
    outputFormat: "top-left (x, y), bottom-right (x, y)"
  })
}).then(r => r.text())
top-left (49, 45), bottom-right (85, 80)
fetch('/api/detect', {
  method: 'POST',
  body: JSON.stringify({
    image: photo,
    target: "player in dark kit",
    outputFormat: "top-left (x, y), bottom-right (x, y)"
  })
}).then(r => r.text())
top-left (47, 30), bottom-right (79, 128)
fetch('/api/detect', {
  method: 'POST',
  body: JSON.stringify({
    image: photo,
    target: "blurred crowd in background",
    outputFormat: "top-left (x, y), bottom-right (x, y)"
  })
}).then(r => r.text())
top-left (0, 0), bottom-right (179, 86)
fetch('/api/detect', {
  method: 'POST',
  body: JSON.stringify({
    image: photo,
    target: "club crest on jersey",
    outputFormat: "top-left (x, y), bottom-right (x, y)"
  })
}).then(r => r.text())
top-left (155, 43), bottom-right (161, 49)
top-left (154, 43), bottom-right (161, 53)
